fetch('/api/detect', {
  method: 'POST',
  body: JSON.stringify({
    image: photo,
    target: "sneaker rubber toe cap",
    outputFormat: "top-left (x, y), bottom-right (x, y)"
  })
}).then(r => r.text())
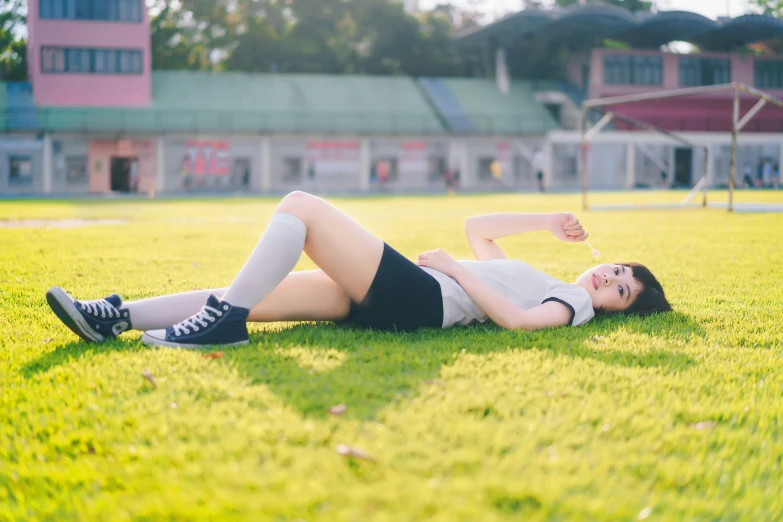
top-left (141, 329), bottom-right (170, 346)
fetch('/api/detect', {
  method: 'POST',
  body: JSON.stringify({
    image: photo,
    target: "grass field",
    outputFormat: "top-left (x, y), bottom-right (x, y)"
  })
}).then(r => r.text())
top-left (2, 191), bottom-right (782, 521)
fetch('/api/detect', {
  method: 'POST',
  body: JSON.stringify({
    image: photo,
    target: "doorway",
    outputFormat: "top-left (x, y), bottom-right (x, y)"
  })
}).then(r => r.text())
top-left (110, 157), bottom-right (136, 192)
top-left (282, 157), bottom-right (303, 184)
top-left (428, 155), bottom-right (446, 184)
top-left (673, 147), bottom-right (693, 188)
top-left (233, 157), bottom-right (252, 188)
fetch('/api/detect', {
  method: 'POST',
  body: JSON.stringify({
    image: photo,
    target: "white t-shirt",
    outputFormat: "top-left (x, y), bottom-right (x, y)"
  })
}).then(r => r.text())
top-left (420, 259), bottom-right (595, 328)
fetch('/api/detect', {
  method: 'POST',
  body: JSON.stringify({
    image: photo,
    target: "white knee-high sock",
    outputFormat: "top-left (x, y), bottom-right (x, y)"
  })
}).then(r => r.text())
top-left (220, 212), bottom-right (307, 310)
top-left (125, 289), bottom-right (224, 330)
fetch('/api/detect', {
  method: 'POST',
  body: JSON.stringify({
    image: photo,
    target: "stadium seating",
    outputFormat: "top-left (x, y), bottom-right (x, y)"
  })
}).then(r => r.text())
top-left (0, 72), bottom-right (563, 136)
top-left (421, 78), bottom-right (559, 135)
top-left (417, 78), bottom-right (476, 133)
top-left (147, 71), bottom-right (445, 134)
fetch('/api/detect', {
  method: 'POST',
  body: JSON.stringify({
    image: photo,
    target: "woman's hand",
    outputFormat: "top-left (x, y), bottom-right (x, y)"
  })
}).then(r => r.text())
top-left (416, 249), bottom-right (461, 277)
top-left (546, 213), bottom-right (589, 243)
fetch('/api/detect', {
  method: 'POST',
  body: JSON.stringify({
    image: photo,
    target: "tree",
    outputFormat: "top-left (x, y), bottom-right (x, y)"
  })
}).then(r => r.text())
top-left (352, 0), bottom-right (482, 76)
top-left (505, 39), bottom-right (570, 80)
top-left (149, 0), bottom-right (237, 71)
top-left (224, 0), bottom-right (480, 76)
top-left (750, 0), bottom-right (783, 16)
top-left (224, 0), bottom-right (356, 73)
top-left (748, 0), bottom-right (783, 54)
top-left (149, 0), bottom-right (483, 77)
top-left (223, 16), bottom-right (286, 73)
top-left (0, 0), bottom-right (26, 81)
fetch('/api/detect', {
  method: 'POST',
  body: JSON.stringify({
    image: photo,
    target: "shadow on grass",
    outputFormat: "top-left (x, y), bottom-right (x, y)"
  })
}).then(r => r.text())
top-left (23, 311), bottom-right (703, 420)
top-left (221, 310), bottom-right (703, 419)
top-left (21, 338), bottom-right (147, 378)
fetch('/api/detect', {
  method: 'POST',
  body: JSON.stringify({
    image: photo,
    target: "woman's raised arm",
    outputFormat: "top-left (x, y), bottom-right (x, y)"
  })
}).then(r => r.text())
top-left (465, 213), bottom-right (588, 261)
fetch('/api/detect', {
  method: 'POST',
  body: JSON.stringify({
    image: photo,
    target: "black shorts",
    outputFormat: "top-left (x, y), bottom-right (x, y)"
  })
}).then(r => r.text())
top-left (340, 243), bottom-right (444, 332)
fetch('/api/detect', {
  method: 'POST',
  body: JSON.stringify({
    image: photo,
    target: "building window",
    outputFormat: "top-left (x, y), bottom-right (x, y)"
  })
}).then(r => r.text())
top-left (39, 0), bottom-right (142, 22)
top-left (604, 54), bottom-right (662, 85)
top-left (41, 47), bottom-right (66, 72)
top-left (679, 57), bottom-right (731, 87)
top-left (65, 156), bottom-right (88, 184)
top-left (282, 157), bottom-right (303, 183)
top-left (9, 156), bottom-right (33, 185)
top-left (119, 50), bottom-right (135, 73)
top-left (94, 49), bottom-right (116, 73)
top-left (41, 47), bottom-right (143, 75)
top-left (755, 60), bottom-right (783, 89)
top-left (66, 48), bottom-right (91, 73)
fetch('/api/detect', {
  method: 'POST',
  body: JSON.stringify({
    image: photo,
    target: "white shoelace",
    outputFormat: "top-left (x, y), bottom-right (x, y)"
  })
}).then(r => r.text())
top-left (172, 305), bottom-right (222, 336)
top-left (80, 299), bottom-right (120, 319)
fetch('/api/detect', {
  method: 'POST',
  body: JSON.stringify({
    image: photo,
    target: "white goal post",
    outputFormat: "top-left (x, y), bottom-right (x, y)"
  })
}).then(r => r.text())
top-left (579, 83), bottom-right (783, 212)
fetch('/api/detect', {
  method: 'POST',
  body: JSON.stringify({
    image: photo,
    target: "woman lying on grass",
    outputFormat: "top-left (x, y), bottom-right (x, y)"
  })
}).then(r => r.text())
top-left (46, 191), bottom-right (671, 349)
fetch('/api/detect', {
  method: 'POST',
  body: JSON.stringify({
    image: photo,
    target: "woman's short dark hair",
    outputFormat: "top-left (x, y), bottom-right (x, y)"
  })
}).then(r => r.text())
top-left (619, 262), bottom-right (671, 316)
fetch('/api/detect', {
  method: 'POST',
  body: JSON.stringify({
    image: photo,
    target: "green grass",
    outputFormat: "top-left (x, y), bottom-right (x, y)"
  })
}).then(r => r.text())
top-left (1, 191), bottom-right (782, 521)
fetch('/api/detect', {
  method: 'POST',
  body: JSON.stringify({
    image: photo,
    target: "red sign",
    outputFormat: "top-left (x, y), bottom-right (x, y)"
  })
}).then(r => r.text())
top-left (306, 141), bottom-right (360, 176)
top-left (306, 141), bottom-right (359, 150)
top-left (306, 141), bottom-right (359, 161)
top-left (185, 141), bottom-right (231, 176)
top-left (400, 141), bottom-right (426, 150)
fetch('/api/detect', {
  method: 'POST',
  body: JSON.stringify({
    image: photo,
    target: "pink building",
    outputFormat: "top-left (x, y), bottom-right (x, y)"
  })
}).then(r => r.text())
top-left (568, 48), bottom-right (783, 133)
top-left (27, 0), bottom-right (152, 107)
top-left (26, 0), bottom-right (155, 194)
top-left (462, 6), bottom-right (783, 133)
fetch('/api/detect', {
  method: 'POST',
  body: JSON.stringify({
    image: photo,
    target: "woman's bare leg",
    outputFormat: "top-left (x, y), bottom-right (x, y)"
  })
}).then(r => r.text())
top-left (247, 270), bottom-right (351, 322)
top-left (125, 270), bottom-right (350, 330)
top-left (276, 191), bottom-right (384, 302)
top-left (134, 191), bottom-right (387, 346)
top-left (220, 191), bottom-right (384, 309)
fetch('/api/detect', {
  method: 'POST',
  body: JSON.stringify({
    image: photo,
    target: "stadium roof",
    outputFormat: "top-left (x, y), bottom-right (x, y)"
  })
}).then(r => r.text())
top-left (456, 4), bottom-right (783, 51)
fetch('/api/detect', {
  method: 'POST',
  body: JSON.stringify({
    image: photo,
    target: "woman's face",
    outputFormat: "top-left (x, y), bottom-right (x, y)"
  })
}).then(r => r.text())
top-left (576, 264), bottom-right (641, 312)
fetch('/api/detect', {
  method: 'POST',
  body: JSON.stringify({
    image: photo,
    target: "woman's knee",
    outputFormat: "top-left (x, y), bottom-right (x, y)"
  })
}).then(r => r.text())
top-left (277, 191), bottom-right (320, 219)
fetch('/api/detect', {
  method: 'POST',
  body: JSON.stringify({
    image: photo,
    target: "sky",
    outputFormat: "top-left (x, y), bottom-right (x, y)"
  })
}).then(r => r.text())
top-left (417, 0), bottom-right (756, 23)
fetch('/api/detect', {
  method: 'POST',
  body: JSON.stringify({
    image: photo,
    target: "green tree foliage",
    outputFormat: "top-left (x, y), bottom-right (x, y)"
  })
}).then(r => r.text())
top-left (750, 0), bottom-right (783, 15)
top-left (0, 0), bottom-right (26, 81)
top-left (149, 0), bottom-right (227, 70)
top-left (748, 0), bottom-right (783, 54)
top-left (153, 0), bottom-right (481, 76)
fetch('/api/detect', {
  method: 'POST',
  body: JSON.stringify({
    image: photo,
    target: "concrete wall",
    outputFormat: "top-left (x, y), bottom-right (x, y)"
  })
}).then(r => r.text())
top-left (0, 133), bottom-right (551, 195)
top-left (551, 142), bottom-right (626, 189)
top-left (10, 130), bottom-right (780, 195)
top-left (27, 0), bottom-right (152, 107)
